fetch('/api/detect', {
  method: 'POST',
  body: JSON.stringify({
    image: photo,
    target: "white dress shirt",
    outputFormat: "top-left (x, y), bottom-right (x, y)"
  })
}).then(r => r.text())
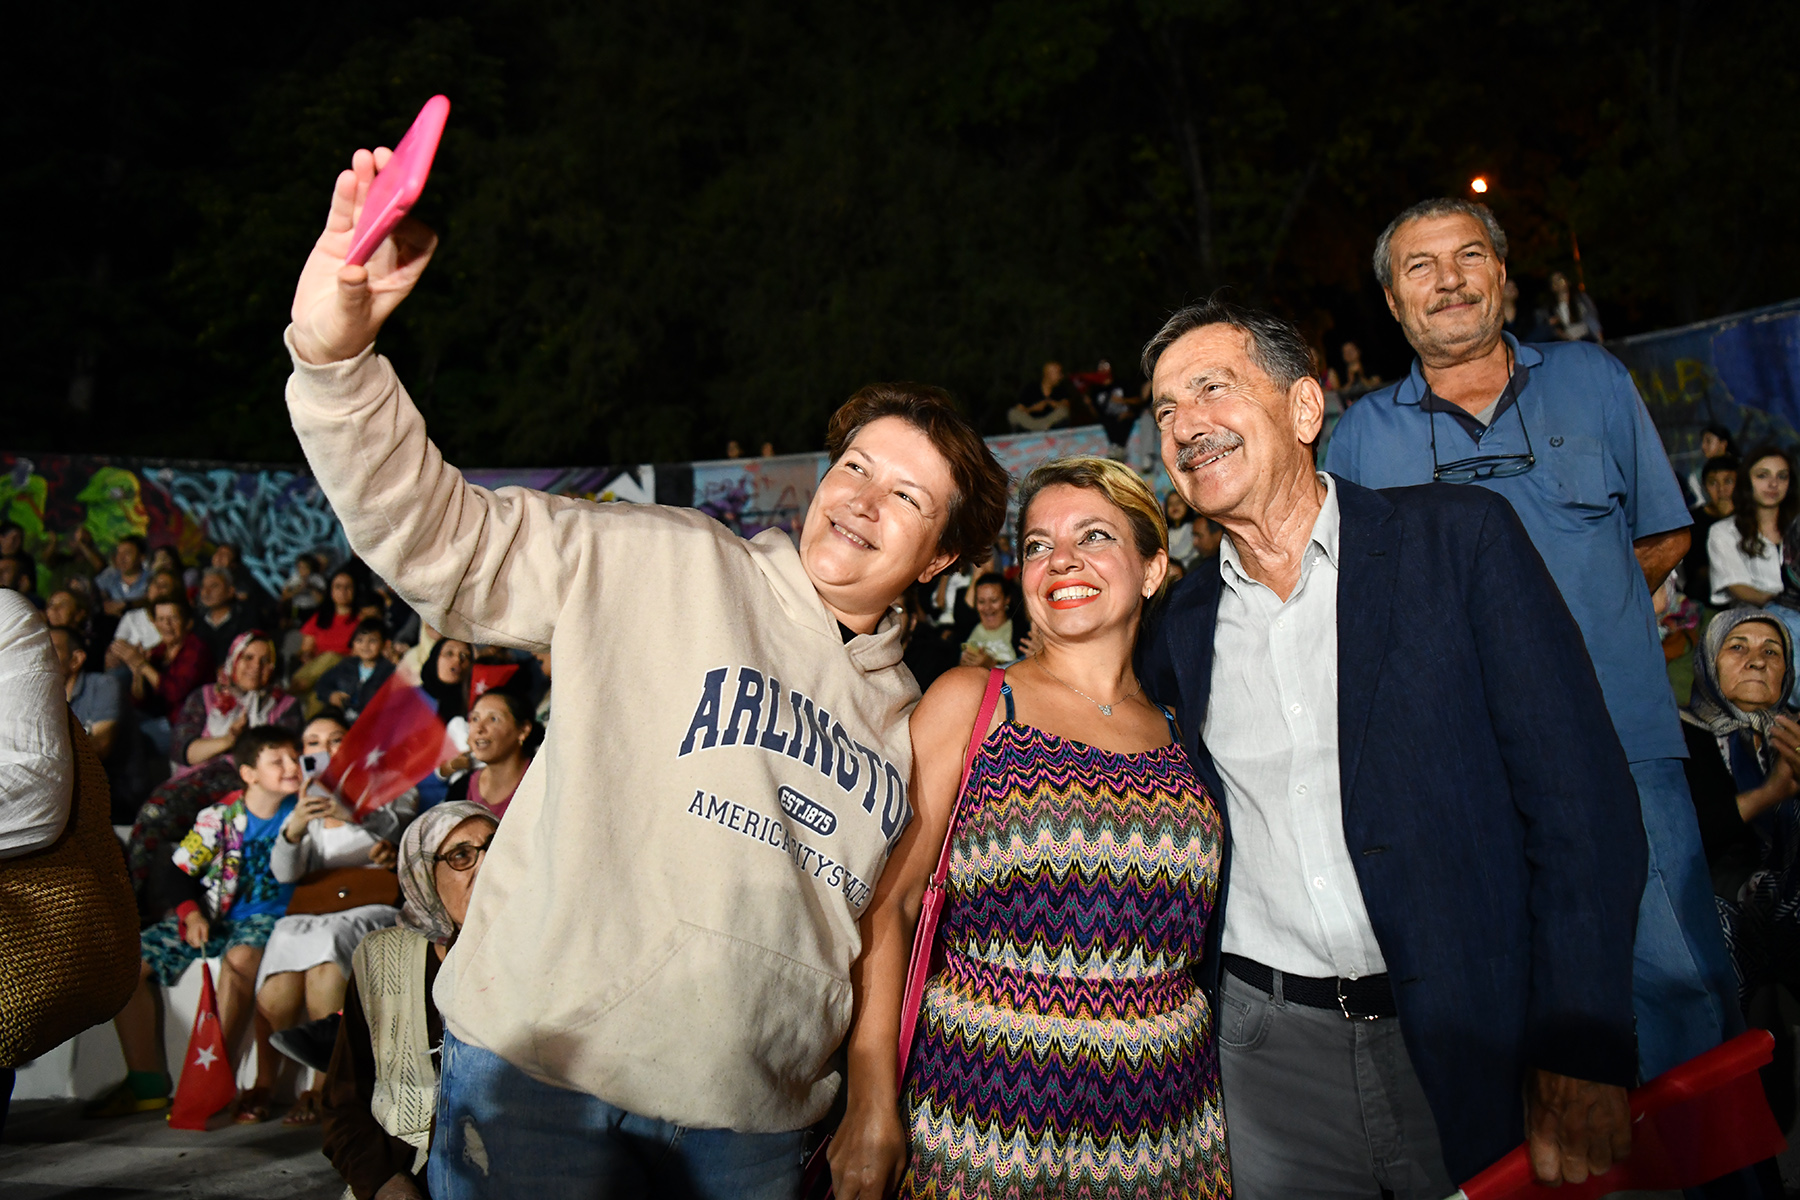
top-left (0, 591), bottom-right (73, 858)
top-left (1203, 474), bottom-right (1387, 980)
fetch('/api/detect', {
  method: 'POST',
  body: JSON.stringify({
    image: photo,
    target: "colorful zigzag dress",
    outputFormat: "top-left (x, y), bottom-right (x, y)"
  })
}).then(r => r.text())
top-left (899, 681), bottom-right (1230, 1199)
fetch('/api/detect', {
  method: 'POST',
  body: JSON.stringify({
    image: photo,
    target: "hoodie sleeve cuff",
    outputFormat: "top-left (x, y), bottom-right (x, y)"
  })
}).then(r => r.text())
top-left (283, 324), bottom-right (386, 404)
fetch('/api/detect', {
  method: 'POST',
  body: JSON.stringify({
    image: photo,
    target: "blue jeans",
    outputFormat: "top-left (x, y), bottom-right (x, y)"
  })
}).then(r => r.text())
top-left (429, 1029), bottom-right (807, 1200)
top-left (1631, 757), bottom-right (1743, 1080)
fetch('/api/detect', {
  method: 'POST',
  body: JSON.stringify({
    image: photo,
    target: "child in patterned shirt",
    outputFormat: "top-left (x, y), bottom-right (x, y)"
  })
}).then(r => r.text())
top-left (84, 726), bottom-right (301, 1121)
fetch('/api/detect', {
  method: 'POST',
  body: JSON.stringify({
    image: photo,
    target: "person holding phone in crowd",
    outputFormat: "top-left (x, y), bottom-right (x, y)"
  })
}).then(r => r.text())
top-left (281, 145), bottom-right (1010, 1197)
top-left (254, 710), bottom-right (413, 1126)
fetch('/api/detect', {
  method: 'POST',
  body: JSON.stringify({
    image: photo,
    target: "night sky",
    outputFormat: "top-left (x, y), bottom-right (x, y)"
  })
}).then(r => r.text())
top-left (5, 1), bottom-right (1795, 466)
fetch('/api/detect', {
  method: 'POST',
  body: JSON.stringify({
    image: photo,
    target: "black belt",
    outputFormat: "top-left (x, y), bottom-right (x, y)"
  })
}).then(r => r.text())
top-left (1222, 953), bottom-right (1397, 1021)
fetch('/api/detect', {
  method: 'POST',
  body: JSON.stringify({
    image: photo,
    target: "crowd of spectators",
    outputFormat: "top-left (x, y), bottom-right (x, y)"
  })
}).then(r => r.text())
top-left (7, 334), bottom-right (1800, 1186)
top-left (0, 524), bottom-right (546, 1174)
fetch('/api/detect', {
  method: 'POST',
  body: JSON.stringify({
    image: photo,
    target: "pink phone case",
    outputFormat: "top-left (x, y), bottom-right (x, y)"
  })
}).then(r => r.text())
top-left (344, 94), bottom-right (451, 267)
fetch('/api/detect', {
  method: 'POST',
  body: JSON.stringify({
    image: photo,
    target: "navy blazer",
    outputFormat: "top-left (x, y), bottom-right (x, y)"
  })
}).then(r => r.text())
top-left (1142, 476), bottom-right (1646, 1183)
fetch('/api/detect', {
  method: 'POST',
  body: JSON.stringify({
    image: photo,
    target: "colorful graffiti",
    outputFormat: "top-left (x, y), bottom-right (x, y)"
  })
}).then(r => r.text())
top-left (692, 453), bottom-right (828, 538)
top-left (3, 454), bottom-right (205, 595)
top-left (0, 425), bottom-right (1132, 591)
top-left (147, 467), bottom-right (351, 597)
top-left (1611, 298), bottom-right (1800, 487)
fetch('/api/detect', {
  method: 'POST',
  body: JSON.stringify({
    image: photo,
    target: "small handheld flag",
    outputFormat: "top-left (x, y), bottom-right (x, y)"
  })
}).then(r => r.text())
top-left (166, 963), bottom-right (237, 1130)
top-left (318, 676), bottom-right (455, 819)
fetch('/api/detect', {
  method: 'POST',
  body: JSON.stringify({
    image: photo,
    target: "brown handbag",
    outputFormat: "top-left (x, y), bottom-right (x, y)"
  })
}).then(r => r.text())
top-left (0, 713), bottom-right (141, 1067)
top-left (286, 865), bottom-right (400, 915)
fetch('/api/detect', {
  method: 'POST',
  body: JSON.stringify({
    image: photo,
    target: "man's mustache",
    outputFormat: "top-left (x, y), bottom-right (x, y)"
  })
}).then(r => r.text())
top-left (1428, 291), bottom-right (1483, 314)
top-left (1175, 430), bottom-right (1246, 472)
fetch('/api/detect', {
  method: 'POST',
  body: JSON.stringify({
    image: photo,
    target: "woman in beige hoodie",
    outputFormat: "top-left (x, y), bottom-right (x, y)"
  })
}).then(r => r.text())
top-left (283, 147), bottom-right (1010, 1199)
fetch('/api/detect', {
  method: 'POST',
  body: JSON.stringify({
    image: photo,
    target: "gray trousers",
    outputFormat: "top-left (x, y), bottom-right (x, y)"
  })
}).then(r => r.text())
top-left (1218, 969), bottom-right (1456, 1200)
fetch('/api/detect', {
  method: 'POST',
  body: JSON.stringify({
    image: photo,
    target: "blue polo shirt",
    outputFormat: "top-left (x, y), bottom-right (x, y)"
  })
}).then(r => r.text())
top-left (1324, 334), bottom-right (1690, 763)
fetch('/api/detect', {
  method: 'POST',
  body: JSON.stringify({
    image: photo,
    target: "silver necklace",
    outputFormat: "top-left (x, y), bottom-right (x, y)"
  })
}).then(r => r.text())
top-left (1033, 656), bottom-right (1142, 717)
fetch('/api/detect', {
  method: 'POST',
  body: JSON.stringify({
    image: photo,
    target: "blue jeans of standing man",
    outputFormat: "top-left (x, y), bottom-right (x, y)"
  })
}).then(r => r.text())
top-left (1631, 757), bottom-right (1742, 1080)
top-left (429, 1029), bottom-right (807, 1200)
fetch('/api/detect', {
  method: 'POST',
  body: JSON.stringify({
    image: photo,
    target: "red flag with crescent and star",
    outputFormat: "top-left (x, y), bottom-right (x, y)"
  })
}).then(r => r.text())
top-left (318, 675), bottom-right (456, 819)
top-left (469, 662), bottom-right (519, 703)
top-left (167, 963), bottom-right (236, 1129)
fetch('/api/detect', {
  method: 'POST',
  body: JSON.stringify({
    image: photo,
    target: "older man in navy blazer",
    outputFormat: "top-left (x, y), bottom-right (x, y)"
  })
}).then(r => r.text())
top-left (1139, 299), bottom-right (1645, 1198)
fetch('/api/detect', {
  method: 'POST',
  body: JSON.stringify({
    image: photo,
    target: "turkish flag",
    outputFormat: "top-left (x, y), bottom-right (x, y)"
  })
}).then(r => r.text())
top-left (1456, 1030), bottom-right (1786, 1199)
top-left (167, 963), bottom-right (237, 1130)
top-left (469, 662), bottom-right (519, 703)
top-left (319, 675), bottom-right (456, 819)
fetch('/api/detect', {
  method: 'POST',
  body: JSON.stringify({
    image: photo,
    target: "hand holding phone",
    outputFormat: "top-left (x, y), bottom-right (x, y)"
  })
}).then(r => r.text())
top-left (345, 95), bottom-right (451, 267)
top-left (290, 97), bottom-right (449, 365)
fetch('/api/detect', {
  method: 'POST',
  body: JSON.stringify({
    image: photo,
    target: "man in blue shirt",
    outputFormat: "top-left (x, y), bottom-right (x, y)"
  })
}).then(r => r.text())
top-left (1325, 198), bottom-right (1737, 1085)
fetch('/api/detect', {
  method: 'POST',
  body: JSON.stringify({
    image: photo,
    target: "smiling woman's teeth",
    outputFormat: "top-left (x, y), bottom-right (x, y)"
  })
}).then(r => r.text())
top-left (1051, 586), bottom-right (1100, 601)
top-left (834, 523), bottom-right (871, 548)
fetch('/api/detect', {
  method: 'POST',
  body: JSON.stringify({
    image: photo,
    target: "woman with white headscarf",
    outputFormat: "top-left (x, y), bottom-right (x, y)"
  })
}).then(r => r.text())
top-left (320, 801), bottom-right (494, 1200)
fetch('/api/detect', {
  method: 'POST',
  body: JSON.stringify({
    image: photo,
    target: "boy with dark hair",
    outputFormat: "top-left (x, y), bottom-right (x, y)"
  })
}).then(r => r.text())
top-left (315, 616), bottom-right (395, 721)
top-left (85, 726), bottom-right (303, 1121)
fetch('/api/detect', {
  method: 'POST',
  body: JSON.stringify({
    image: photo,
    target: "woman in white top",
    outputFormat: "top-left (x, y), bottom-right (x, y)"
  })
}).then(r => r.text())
top-left (254, 712), bottom-right (415, 1123)
top-left (1709, 446), bottom-right (1796, 607)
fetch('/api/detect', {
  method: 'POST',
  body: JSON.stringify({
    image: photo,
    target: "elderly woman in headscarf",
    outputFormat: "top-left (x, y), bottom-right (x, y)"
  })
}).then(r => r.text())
top-left (320, 801), bottom-right (495, 1200)
top-left (125, 631), bottom-right (304, 911)
top-left (1681, 608), bottom-right (1800, 1126)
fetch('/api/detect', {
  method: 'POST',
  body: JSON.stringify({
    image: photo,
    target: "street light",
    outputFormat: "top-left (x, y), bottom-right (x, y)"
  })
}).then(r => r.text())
top-left (1470, 176), bottom-right (1489, 194)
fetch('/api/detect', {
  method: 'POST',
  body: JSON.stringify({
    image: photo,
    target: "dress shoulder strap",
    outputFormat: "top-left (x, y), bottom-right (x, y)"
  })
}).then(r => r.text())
top-left (1001, 681), bottom-right (1016, 724)
top-left (1160, 705), bottom-right (1180, 743)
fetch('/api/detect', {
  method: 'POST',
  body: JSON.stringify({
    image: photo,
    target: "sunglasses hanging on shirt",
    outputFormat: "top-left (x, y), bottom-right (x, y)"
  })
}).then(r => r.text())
top-left (1428, 346), bottom-right (1537, 484)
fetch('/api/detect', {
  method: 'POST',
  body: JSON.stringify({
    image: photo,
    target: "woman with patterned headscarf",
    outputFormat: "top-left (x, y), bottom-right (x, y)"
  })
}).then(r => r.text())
top-left (173, 631), bottom-right (301, 772)
top-left (320, 801), bottom-right (494, 1200)
top-left (1681, 607), bottom-right (1800, 1128)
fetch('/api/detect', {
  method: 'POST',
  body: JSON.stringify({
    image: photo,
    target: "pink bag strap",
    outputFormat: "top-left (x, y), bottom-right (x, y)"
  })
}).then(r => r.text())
top-left (895, 666), bottom-right (1006, 1080)
top-left (930, 667), bottom-right (1006, 890)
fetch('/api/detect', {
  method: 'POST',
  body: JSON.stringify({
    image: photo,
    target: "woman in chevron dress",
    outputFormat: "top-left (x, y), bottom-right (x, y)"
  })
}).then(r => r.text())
top-left (832, 457), bottom-right (1229, 1200)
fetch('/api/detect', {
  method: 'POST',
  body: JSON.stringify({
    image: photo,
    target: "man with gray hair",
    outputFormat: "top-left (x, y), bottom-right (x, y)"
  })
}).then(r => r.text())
top-left (194, 566), bottom-right (253, 665)
top-left (1140, 297), bottom-right (1644, 1195)
top-left (1326, 199), bottom-right (1735, 1092)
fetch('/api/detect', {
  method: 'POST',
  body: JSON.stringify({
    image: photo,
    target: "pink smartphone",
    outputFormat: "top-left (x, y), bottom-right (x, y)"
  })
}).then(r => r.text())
top-left (344, 94), bottom-right (451, 267)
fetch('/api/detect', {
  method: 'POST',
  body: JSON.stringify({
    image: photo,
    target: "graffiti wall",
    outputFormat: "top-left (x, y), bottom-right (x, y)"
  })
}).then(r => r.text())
top-left (691, 453), bottom-right (828, 538)
top-left (0, 427), bottom-right (1122, 595)
top-left (0, 453), bottom-right (652, 598)
top-left (1610, 298), bottom-right (1800, 488)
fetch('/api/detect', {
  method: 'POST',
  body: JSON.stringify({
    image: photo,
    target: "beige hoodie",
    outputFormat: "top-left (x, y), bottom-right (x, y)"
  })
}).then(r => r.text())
top-left (285, 331), bottom-right (920, 1132)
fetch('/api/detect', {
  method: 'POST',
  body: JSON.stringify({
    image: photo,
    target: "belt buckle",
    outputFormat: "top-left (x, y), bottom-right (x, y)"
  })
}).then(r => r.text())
top-left (1336, 978), bottom-right (1379, 1022)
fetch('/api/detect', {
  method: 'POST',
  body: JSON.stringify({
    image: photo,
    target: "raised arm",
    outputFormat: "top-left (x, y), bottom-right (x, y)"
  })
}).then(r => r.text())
top-left (830, 666), bottom-right (991, 1200)
top-left (285, 153), bottom-right (594, 648)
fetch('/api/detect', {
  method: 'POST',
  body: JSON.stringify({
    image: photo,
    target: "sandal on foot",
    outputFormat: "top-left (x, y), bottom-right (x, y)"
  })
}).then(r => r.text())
top-left (233, 1086), bottom-right (273, 1124)
top-left (281, 1089), bottom-right (321, 1126)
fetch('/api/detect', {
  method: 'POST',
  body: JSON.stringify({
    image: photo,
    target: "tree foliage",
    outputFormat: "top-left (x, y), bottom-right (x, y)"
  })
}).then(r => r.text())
top-left (5, 0), bottom-right (1796, 465)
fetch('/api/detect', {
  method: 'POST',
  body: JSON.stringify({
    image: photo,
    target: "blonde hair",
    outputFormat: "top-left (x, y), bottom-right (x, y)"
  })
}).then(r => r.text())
top-left (1015, 457), bottom-right (1169, 566)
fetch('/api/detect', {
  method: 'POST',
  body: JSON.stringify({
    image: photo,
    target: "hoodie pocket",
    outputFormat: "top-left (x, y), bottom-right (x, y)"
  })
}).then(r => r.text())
top-left (532, 920), bottom-right (851, 1126)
